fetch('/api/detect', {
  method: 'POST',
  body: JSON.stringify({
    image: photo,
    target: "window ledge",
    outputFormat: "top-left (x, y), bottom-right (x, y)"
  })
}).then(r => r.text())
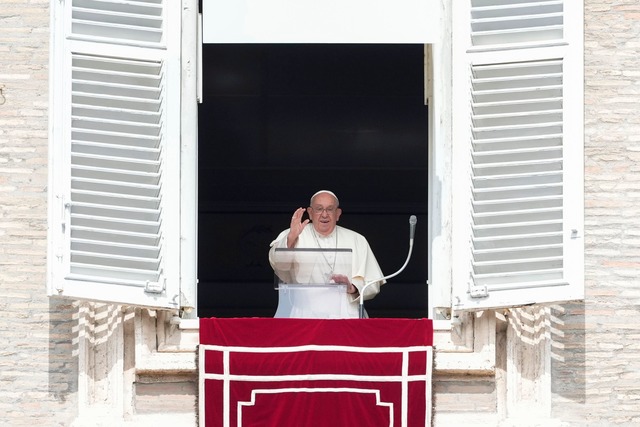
top-left (178, 318), bottom-right (199, 330)
top-left (433, 310), bottom-right (496, 374)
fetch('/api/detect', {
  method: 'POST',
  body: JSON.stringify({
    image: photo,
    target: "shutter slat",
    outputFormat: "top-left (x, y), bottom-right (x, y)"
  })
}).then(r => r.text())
top-left (473, 256), bottom-right (562, 273)
top-left (474, 177), bottom-right (562, 191)
top-left (73, 85), bottom-right (162, 100)
top-left (72, 227), bottom-right (160, 246)
top-left (71, 0), bottom-right (164, 44)
top-left (473, 184), bottom-right (562, 201)
top-left (72, 121), bottom-right (160, 136)
top-left (475, 247), bottom-right (563, 260)
top-left (72, 141), bottom-right (160, 160)
top-left (473, 122), bottom-right (563, 140)
top-left (473, 111), bottom-right (562, 128)
top-left (72, 177), bottom-right (160, 193)
top-left (74, 0), bottom-right (163, 15)
top-left (73, 8), bottom-right (162, 28)
top-left (473, 134), bottom-right (562, 151)
top-left (472, 1), bottom-right (563, 17)
top-left (472, 15), bottom-right (563, 31)
top-left (471, 29), bottom-right (563, 46)
top-left (473, 159), bottom-right (562, 176)
top-left (470, 0), bottom-right (564, 46)
top-left (72, 22), bottom-right (162, 44)
top-left (72, 105), bottom-right (161, 124)
top-left (72, 165), bottom-right (160, 185)
top-left (68, 265), bottom-right (160, 282)
top-left (472, 196), bottom-right (562, 214)
top-left (473, 98), bottom-right (562, 115)
top-left (71, 250), bottom-right (160, 266)
top-left (73, 94), bottom-right (160, 112)
top-left (73, 67), bottom-right (161, 87)
top-left (72, 244), bottom-right (160, 261)
top-left (73, 54), bottom-right (162, 73)
top-left (72, 119), bottom-right (161, 136)
top-left (473, 87), bottom-right (562, 103)
top-left (474, 149), bottom-right (562, 165)
top-left (473, 221), bottom-right (563, 239)
top-left (473, 231), bottom-right (562, 249)
top-left (474, 206), bottom-right (562, 220)
top-left (71, 217), bottom-right (160, 235)
top-left (71, 153), bottom-right (160, 171)
top-left (72, 81), bottom-right (161, 98)
top-left (473, 59), bottom-right (563, 74)
top-left (72, 189), bottom-right (160, 210)
top-left (473, 207), bottom-right (562, 225)
top-left (72, 132), bottom-right (159, 149)
top-left (71, 205), bottom-right (161, 222)
top-left (72, 238), bottom-right (160, 253)
top-left (474, 245), bottom-right (562, 262)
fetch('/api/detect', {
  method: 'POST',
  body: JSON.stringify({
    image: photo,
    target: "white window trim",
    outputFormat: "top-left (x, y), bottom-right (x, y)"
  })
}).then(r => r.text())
top-left (180, 0), bottom-right (200, 313)
top-left (427, 0), bottom-right (455, 316)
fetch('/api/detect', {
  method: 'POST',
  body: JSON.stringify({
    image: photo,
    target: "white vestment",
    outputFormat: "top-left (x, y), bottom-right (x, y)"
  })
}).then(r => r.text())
top-left (269, 225), bottom-right (385, 318)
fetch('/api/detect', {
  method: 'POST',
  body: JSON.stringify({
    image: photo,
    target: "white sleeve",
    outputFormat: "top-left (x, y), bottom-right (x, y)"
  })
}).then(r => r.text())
top-left (268, 228), bottom-right (291, 267)
top-left (348, 232), bottom-right (385, 302)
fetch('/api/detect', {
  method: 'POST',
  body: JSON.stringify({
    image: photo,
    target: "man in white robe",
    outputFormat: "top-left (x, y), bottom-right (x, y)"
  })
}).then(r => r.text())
top-left (269, 190), bottom-right (385, 318)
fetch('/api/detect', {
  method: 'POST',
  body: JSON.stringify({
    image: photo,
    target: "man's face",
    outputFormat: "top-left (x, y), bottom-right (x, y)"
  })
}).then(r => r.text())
top-left (307, 192), bottom-right (342, 236)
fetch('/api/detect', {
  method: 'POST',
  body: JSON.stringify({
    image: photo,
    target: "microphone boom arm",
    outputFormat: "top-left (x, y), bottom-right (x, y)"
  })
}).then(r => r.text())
top-left (358, 216), bottom-right (416, 318)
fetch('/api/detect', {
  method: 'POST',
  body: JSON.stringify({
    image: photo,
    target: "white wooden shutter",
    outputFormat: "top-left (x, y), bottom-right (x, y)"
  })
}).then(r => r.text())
top-left (49, 0), bottom-right (182, 308)
top-left (451, 0), bottom-right (584, 311)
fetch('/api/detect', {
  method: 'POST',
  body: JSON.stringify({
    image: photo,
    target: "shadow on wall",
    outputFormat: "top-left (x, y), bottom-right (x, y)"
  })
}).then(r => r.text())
top-left (550, 302), bottom-right (586, 405)
top-left (498, 303), bottom-right (586, 417)
top-left (490, 304), bottom-right (586, 422)
top-left (48, 300), bottom-right (128, 404)
top-left (48, 298), bottom-right (80, 403)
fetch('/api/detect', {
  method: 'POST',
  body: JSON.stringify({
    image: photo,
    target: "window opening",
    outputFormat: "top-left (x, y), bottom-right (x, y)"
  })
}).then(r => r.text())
top-left (197, 44), bottom-right (428, 318)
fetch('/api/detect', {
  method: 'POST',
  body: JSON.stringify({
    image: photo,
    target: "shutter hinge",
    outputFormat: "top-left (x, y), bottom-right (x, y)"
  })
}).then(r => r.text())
top-left (469, 284), bottom-right (489, 299)
top-left (145, 278), bottom-right (166, 294)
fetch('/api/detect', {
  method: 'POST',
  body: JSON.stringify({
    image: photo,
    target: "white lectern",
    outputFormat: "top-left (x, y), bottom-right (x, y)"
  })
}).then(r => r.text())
top-left (272, 248), bottom-right (355, 318)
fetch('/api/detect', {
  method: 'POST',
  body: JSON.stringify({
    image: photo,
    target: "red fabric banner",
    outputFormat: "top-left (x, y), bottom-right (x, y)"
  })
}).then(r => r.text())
top-left (199, 318), bottom-right (433, 427)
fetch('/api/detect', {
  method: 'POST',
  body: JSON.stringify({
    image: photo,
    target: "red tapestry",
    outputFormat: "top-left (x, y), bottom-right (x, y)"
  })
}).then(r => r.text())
top-left (199, 318), bottom-right (433, 427)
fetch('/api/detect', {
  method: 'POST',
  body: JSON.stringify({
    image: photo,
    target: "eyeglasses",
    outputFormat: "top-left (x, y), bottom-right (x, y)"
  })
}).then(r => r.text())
top-left (311, 206), bottom-right (337, 215)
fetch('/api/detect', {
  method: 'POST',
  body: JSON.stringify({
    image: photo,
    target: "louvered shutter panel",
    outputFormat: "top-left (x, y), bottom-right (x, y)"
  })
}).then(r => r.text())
top-left (451, 0), bottom-right (584, 311)
top-left (49, 0), bottom-right (182, 308)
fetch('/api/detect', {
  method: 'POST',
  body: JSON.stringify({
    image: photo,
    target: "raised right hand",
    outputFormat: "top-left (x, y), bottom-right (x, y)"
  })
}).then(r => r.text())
top-left (287, 207), bottom-right (309, 248)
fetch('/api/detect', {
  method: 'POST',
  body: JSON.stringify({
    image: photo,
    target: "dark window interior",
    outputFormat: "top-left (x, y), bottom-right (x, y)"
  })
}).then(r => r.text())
top-left (197, 44), bottom-right (428, 318)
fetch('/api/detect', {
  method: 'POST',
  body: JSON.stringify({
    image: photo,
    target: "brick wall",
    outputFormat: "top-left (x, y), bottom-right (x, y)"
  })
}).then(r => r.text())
top-left (580, 0), bottom-right (640, 424)
top-left (0, 1), bottom-right (78, 425)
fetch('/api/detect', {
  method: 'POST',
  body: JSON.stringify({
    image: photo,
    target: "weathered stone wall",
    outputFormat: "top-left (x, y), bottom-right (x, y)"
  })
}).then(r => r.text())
top-left (580, 0), bottom-right (640, 424)
top-left (0, 1), bottom-right (80, 425)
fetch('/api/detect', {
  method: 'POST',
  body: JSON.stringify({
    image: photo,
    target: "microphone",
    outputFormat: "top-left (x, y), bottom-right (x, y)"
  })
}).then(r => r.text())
top-left (358, 215), bottom-right (417, 318)
top-left (409, 215), bottom-right (417, 241)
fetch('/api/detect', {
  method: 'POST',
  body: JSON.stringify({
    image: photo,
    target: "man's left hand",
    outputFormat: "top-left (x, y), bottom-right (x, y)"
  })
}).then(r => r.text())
top-left (330, 274), bottom-right (358, 294)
